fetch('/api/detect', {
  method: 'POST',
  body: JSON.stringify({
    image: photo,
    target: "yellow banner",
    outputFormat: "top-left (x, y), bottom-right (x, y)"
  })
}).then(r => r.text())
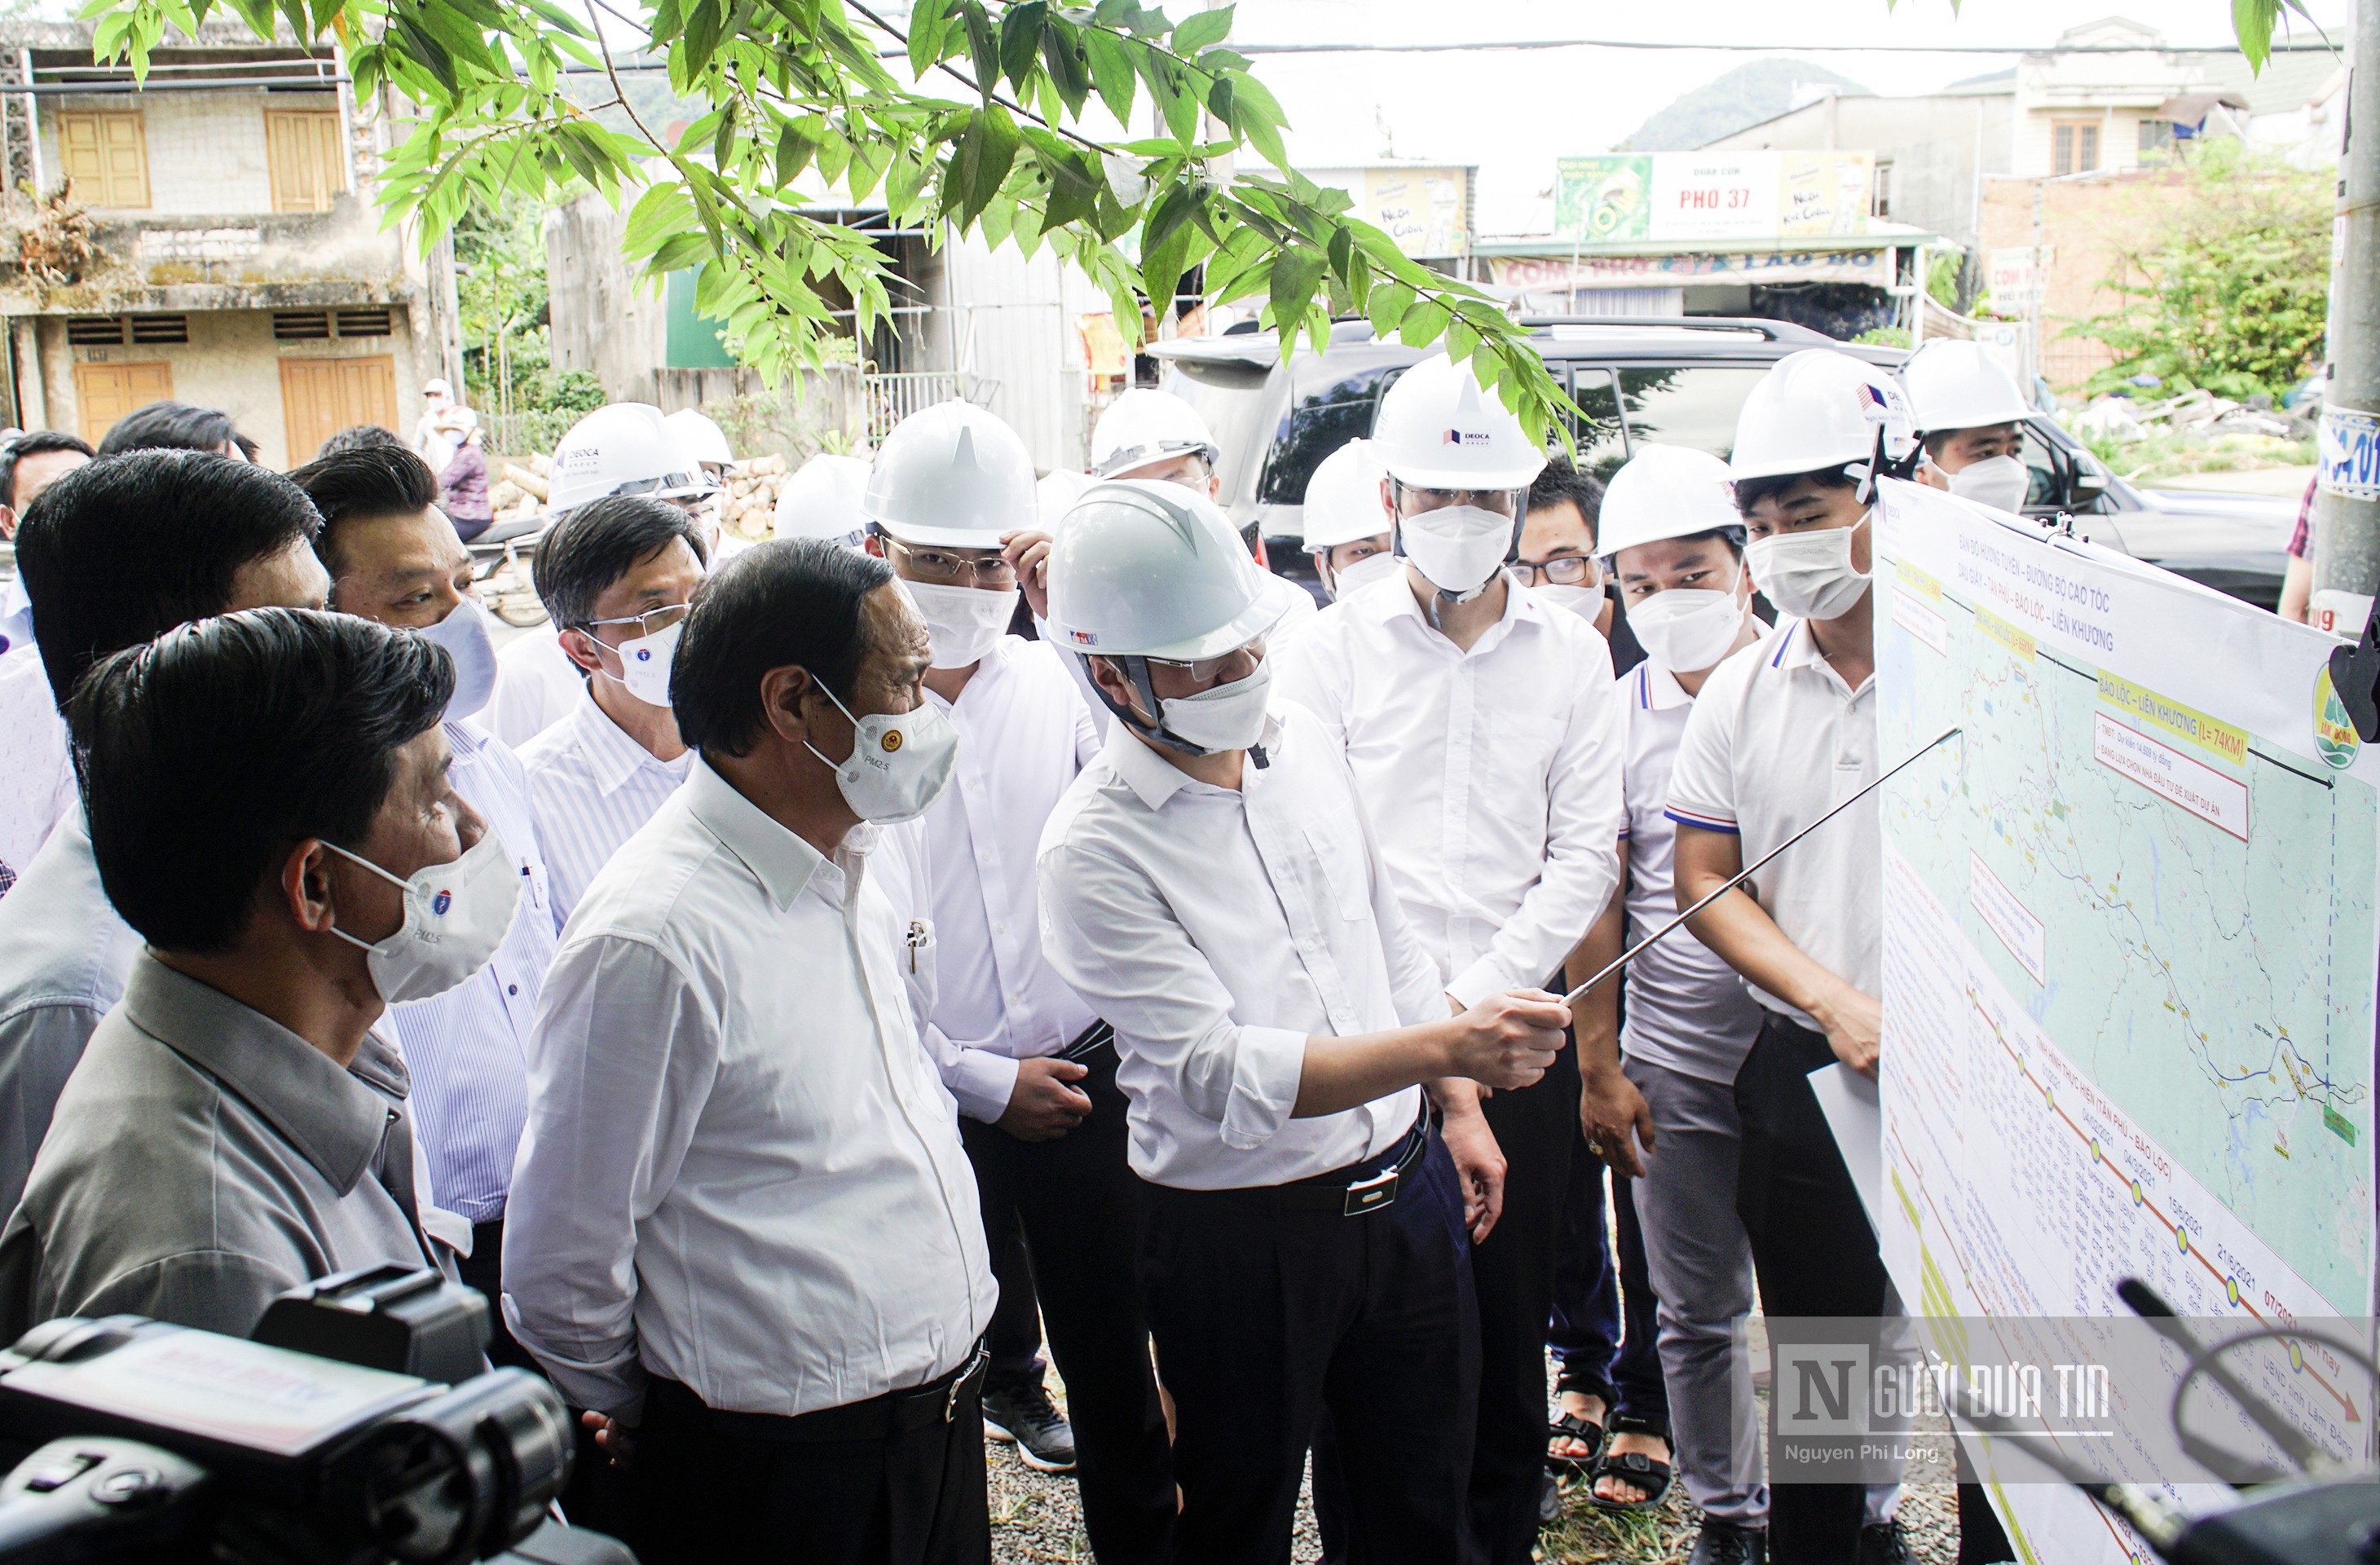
top-left (2096, 672), bottom-right (2249, 768)
top-left (1895, 561), bottom-right (1943, 602)
top-left (1974, 606), bottom-right (2035, 662)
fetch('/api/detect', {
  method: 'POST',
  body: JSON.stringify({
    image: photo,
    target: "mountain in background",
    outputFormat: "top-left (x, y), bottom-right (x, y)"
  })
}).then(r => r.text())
top-left (1620, 60), bottom-right (1875, 152)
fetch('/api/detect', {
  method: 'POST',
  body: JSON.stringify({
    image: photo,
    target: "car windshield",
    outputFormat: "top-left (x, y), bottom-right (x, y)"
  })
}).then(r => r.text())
top-left (1255, 365), bottom-right (1399, 506)
top-left (1613, 365), bottom-right (1772, 460)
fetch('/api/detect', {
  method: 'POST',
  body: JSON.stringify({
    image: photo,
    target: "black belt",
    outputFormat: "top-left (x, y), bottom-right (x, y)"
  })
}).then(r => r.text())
top-left (1059, 1019), bottom-right (1116, 1064)
top-left (1268, 1118), bottom-right (1430, 1216)
top-left (650, 1338), bottom-right (988, 1444)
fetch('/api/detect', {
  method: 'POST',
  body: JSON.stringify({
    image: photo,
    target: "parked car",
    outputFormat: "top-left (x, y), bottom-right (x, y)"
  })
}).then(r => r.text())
top-left (1153, 317), bottom-right (2292, 611)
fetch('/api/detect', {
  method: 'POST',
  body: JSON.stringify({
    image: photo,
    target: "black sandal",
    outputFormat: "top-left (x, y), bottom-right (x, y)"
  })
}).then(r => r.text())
top-left (1589, 1410), bottom-right (1674, 1512)
top-left (1545, 1408), bottom-right (1606, 1473)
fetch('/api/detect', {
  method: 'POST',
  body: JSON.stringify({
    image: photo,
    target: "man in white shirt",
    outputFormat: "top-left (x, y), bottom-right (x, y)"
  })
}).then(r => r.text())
top-left (1038, 479), bottom-right (1568, 1563)
top-left (1898, 340), bottom-right (2034, 517)
top-left (0, 433), bottom-right (96, 890)
top-left (505, 538), bottom-right (996, 1565)
top-left (0, 452), bottom-right (331, 1218)
top-left (516, 496), bottom-right (708, 927)
top-left (0, 430), bottom-right (93, 655)
top-left (864, 403), bottom-right (1175, 1557)
top-left (1274, 355), bottom-right (1626, 1563)
top-left (290, 442), bottom-right (560, 1369)
top-left (1571, 446), bottom-right (1770, 1565)
top-left (1667, 351), bottom-right (2004, 1565)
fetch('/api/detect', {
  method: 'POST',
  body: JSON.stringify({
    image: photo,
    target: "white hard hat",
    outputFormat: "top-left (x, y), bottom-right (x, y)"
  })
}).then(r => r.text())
top-left (1729, 349), bottom-right (1913, 483)
top-left (1898, 339), bottom-right (2031, 434)
top-left (1370, 355), bottom-right (1547, 492)
top-left (863, 400), bottom-right (1037, 548)
top-left (1597, 444), bottom-right (1742, 558)
top-left (1038, 469), bottom-right (1093, 531)
top-left (423, 378), bottom-right (452, 399)
top-left (1046, 479), bottom-right (1301, 661)
top-left (664, 407), bottom-right (735, 467)
top-left (774, 453), bottom-right (872, 544)
top-left (1091, 388), bottom-right (1219, 479)
top-left (547, 403), bottom-right (709, 514)
top-left (1302, 439), bottom-right (1391, 551)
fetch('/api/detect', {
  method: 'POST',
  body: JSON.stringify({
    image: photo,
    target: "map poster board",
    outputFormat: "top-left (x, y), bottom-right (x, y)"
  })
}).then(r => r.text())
top-left (1872, 479), bottom-right (2380, 1562)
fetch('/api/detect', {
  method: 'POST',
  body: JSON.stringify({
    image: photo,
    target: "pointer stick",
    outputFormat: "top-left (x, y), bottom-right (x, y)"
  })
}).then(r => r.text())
top-left (1560, 725), bottom-right (1965, 1007)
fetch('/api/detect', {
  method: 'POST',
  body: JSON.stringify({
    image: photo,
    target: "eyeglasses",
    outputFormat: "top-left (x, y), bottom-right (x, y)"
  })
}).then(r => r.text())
top-left (1148, 637), bottom-right (1267, 685)
top-left (886, 536), bottom-right (1019, 589)
top-left (1517, 556), bottom-right (1601, 587)
top-left (580, 603), bottom-right (691, 641)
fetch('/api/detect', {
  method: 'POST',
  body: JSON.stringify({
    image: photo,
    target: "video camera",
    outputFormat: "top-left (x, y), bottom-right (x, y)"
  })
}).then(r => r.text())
top-left (0, 1263), bottom-right (633, 1565)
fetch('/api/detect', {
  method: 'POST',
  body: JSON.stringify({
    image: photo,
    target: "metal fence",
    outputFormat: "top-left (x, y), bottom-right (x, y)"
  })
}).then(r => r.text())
top-left (862, 371), bottom-right (969, 447)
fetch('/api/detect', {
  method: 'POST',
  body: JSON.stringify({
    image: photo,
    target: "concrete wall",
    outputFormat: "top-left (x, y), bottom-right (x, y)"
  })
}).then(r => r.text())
top-left (37, 87), bottom-right (342, 216)
top-left (1977, 170), bottom-right (2196, 390)
top-left (1703, 91), bottom-right (2014, 253)
top-left (33, 304), bottom-right (434, 468)
top-left (545, 195), bottom-right (667, 401)
top-left (912, 227), bottom-right (1106, 473)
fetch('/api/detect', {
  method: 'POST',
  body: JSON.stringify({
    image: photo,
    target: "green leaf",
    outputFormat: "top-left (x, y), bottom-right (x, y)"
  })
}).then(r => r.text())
top-left (1169, 2), bottom-right (1232, 55)
top-left (1084, 27), bottom-right (1136, 121)
top-left (2233, 0), bottom-right (2276, 72)
top-left (909, 0), bottom-right (954, 77)
top-left (1398, 297), bottom-right (1450, 348)
top-left (959, 1), bottom-right (1002, 97)
top-left (1267, 245), bottom-right (1325, 341)
top-left (951, 103), bottom-right (1020, 222)
top-left (1443, 315), bottom-right (1479, 366)
top-left (1041, 20), bottom-right (1092, 115)
top-left (999, 0), bottom-right (1047, 90)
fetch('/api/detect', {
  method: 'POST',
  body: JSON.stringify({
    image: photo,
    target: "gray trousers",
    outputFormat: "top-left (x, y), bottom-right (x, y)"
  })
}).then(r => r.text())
top-left (1624, 1054), bottom-right (1769, 1527)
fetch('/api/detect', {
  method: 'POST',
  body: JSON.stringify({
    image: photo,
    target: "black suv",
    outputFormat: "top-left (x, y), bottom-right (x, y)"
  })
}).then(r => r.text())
top-left (1154, 316), bottom-right (2294, 610)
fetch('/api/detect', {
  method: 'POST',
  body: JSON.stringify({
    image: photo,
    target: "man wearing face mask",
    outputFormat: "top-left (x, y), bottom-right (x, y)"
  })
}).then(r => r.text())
top-left (1272, 352), bottom-right (1627, 1564)
top-left (1300, 438), bottom-right (1397, 603)
top-left (1569, 444), bottom-right (1770, 1565)
top-left (1897, 341), bottom-right (2034, 517)
top-left (1039, 478), bottom-right (1570, 1563)
top-left (505, 540), bottom-right (995, 1565)
top-left (516, 496), bottom-right (709, 927)
top-left (0, 610), bottom-right (484, 1339)
top-left (1665, 350), bottom-right (1947, 1565)
top-left (290, 443), bottom-right (557, 1367)
top-left (1516, 455), bottom-right (1649, 675)
top-left (0, 452), bottom-right (333, 1220)
top-left (861, 402), bottom-right (1176, 1556)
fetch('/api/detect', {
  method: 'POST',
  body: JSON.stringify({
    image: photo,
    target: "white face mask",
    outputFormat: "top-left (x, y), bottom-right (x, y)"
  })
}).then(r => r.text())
top-left (805, 680), bottom-right (960, 824)
top-left (1324, 550), bottom-right (1400, 601)
top-left (1399, 503), bottom-right (1515, 597)
top-left (1157, 654), bottom-right (1274, 752)
top-left (1744, 511), bottom-right (1872, 622)
top-left (1627, 566), bottom-right (1750, 675)
top-left (325, 831), bottom-right (521, 1005)
top-left (597, 619), bottom-right (681, 708)
top-left (1941, 453), bottom-right (2030, 515)
top-left (905, 580), bottom-right (1020, 670)
top-left (417, 596), bottom-right (497, 721)
top-left (1533, 581), bottom-right (1606, 622)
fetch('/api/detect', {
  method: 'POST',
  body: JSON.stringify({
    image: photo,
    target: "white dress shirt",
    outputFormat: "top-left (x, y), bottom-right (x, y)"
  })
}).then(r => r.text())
top-left (518, 684), bottom-right (693, 929)
top-left (487, 625), bottom-right (584, 750)
top-left (0, 647), bottom-right (71, 895)
top-left (1273, 571), bottom-right (1626, 1006)
top-left (381, 719), bottom-right (558, 1225)
top-left (1664, 618), bottom-right (1880, 1027)
top-left (504, 758), bottom-right (995, 1419)
top-left (1038, 704), bottom-right (1439, 1190)
top-left (0, 574), bottom-right (31, 657)
top-left (1613, 659), bottom-right (1765, 1084)
top-left (916, 637), bottom-right (1102, 1122)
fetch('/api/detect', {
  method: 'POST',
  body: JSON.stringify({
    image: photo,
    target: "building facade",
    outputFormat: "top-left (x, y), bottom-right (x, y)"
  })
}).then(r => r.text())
top-left (0, 19), bottom-right (460, 467)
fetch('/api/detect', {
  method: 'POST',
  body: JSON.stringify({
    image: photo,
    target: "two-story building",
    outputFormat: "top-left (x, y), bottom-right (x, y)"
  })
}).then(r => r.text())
top-left (0, 19), bottom-right (460, 467)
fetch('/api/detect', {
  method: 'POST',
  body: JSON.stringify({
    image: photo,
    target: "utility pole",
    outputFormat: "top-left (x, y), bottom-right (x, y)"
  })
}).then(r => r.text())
top-left (2313, 2), bottom-right (2380, 635)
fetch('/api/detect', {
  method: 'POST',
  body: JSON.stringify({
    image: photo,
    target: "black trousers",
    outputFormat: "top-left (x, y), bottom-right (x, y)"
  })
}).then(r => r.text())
top-left (985, 1227), bottom-right (1045, 1390)
top-left (959, 1044), bottom-right (1175, 1565)
top-left (1142, 1127), bottom-right (1479, 1565)
top-left (629, 1373), bottom-right (990, 1565)
top-left (1466, 1029), bottom-right (1583, 1563)
top-left (1736, 1012), bottom-right (1883, 1563)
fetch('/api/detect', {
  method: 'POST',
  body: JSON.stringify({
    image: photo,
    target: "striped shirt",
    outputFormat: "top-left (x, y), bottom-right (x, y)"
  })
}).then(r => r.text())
top-left (381, 719), bottom-right (558, 1225)
top-left (518, 684), bottom-right (693, 930)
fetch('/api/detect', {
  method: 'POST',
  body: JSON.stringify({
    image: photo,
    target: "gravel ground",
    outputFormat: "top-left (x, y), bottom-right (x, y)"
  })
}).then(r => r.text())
top-left (985, 1356), bottom-right (1967, 1563)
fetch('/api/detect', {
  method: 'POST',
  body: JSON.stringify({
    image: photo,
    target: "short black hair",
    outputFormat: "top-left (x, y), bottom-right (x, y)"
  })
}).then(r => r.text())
top-left (672, 538), bottom-right (893, 760)
top-left (0, 430), bottom-right (92, 509)
top-left (533, 494), bottom-right (709, 629)
top-left (72, 607), bottom-right (452, 954)
top-left (1732, 465), bottom-right (1860, 518)
top-left (315, 424), bottom-right (410, 461)
top-left (286, 443), bottom-right (441, 590)
top-left (95, 400), bottom-right (241, 459)
top-left (15, 449), bottom-right (323, 710)
top-left (1527, 455), bottom-right (1606, 548)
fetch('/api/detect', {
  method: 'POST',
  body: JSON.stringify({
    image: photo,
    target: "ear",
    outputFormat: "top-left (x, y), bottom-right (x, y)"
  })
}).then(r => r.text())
top-left (1086, 656), bottom-right (1148, 721)
top-left (863, 533), bottom-right (886, 559)
top-left (0, 505), bottom-right (16, 544)
top-left (757, 663), bottom-right (818, 747)
top-left (280, 840), bottom-right (341, 935)
top-left (558, 625), bottom-right (606, 676)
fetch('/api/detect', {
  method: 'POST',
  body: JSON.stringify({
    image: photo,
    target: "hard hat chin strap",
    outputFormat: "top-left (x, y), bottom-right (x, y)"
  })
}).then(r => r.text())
top-left (1853, 423), bottom-right (1923, 505)
top-left (1090, 654), bottom-right (1217, 758)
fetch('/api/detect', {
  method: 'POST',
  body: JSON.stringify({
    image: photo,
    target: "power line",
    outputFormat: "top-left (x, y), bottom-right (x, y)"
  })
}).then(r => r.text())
top-left (1232, 38), bottom-right (2341, 59)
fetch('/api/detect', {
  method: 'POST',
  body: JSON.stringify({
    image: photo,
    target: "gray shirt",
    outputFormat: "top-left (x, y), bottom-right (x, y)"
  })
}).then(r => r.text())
top-left (0, 810), bottom-right (142, 1217)
top-left (0, 954), bottom-right (438, 1341)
